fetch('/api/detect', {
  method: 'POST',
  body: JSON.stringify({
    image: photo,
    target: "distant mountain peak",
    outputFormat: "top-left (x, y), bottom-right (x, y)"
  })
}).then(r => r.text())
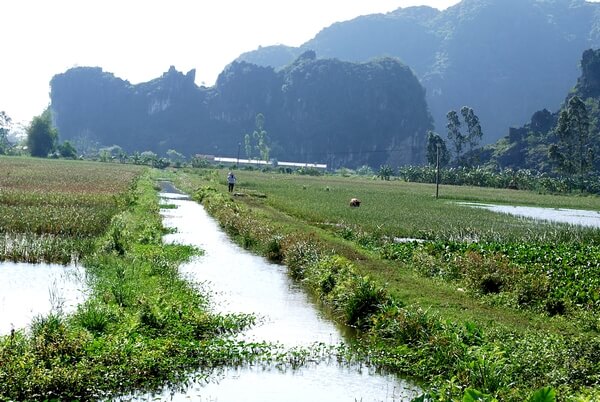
top-left (50, 56), bottom-right (432, 169)
top-left (235, 0), bottom-right (600, 142)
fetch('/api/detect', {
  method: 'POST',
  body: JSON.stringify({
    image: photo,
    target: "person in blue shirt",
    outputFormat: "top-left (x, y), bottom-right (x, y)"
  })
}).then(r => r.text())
top-left (227, 172), bottom-right (237, 192)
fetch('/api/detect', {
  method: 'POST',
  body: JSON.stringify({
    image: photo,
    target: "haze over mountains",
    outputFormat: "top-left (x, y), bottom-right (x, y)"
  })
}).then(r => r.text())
top-left (237, 0), bottom-right (600, 142)
top-left (51, 53), bottom-right (432, 169)
top-left (49, 0), bottom-right (600, 169)
top-left (482, 48), bottom-right (600, 172)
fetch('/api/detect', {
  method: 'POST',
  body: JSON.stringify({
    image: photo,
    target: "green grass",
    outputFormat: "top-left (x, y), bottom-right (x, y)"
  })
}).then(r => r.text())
top-left (175, 167), bottom-right (600, 401)
top-left (0, 156), bottom-right (144, 262)
top-left (228, 171), bottom-right (600, 244)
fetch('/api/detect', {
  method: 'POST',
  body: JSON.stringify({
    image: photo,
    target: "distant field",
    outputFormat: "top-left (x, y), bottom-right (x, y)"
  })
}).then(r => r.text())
top-left (0, 157), bottom-right (144, 262)
top-left (232, 171), bottom-right (600, 243)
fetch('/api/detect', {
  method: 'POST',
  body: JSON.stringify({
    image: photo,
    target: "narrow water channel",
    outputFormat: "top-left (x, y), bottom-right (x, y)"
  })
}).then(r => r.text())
top-left (141, 190), bottom-right (419, 401)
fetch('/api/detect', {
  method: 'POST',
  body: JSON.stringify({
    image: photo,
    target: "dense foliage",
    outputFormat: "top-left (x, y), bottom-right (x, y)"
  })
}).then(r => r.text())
top-left (0, 111), bottom-right (11, 154)
top-left (50, 53), bottom-right (432, 169)
top-left (396, 165), bottom-right (600, 194)
top-left (27, 109), bottom-right (58, 157)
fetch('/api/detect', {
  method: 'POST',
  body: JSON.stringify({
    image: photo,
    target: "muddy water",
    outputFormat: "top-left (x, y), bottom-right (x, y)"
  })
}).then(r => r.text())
top-left (460, 202), bottom-right (600, 228)
top-left (0, 262), bottom-right (86, 335)
top-left (149, 191), bottom-right (419, 401)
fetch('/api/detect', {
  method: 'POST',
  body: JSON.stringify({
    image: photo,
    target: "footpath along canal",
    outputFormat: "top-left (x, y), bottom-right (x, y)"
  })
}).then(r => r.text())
top-left (130, 187), bottom-right (420, 401)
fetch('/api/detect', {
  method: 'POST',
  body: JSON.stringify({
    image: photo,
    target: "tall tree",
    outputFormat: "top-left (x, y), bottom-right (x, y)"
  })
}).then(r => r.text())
top-left (426, 131), bottom-right (450, 167)
top-left (447, 107), bottom-right (483, 166)
top-left (446, 110), bottom-right (464, 165)
top-left (0, 111), bottom-right (11, 154)
top-left (254, 113), bottom-right (270, 163)
top-left (244, 133), bottom-right (252, 161)
top-left (244, 113), bottom-right (271, 163)
top-left (461, 106), bottom-right (483, 153)
top-left (549, 96), bottom-right (594, 190)
top-left (27, 109), bottom-right (58, 157)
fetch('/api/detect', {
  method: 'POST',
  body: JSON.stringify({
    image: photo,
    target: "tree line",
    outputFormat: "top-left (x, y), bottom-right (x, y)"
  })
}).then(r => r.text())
top-left (423, 95), bottom-right (597, 193)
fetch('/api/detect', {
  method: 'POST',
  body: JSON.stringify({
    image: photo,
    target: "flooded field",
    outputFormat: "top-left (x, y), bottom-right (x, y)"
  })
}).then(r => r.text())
top-left (132, 190), bottom-right (419, 401)
top-left (460, 202), bottom-right (600, 228)
top-left (0, 262), bottom-right (86, 335)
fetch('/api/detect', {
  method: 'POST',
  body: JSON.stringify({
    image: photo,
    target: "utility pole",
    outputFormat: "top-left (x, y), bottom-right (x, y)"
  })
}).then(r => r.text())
top-left (236, 142), bottom-right (240, 167)
top-left (435, 143), bottom-right (440, 199)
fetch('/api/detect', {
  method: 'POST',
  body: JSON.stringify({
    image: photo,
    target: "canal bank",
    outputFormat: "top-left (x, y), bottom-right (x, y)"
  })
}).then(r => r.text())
top-left (131, 189), bottom-right (419, 401)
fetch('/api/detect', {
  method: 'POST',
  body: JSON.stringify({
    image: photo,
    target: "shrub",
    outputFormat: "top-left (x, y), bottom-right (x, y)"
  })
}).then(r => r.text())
top-left (296, 167), bottom-right (322, 176)
top-left (343, 278), bottom-right (386, 329)
top-left (76, 302), bottom-right (112, 335)
top-left (265, 235), bottom-right (284, 262)
top-left (282, 236), bottom-right (321, 280)
top-left (459, 252), bottom-right (517, 295)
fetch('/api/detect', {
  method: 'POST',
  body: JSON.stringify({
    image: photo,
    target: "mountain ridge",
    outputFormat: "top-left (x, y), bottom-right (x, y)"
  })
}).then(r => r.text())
top-left (236, 0), bottom-right (600, 142)
top-left (479, 48), bottom-right (600, 172)
top-left (50, 54), bottom-right (432, 169)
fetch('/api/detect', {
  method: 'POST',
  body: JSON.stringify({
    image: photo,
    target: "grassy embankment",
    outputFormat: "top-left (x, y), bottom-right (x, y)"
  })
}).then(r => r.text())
top-left (0, 158), bottom-right (287, 400)
top-left (174, 168), bottom-right (600, 401)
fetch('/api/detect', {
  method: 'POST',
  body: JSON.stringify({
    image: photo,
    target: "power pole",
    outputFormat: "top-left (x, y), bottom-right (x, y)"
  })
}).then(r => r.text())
top-left (435, 143), bottom-right (440, 199)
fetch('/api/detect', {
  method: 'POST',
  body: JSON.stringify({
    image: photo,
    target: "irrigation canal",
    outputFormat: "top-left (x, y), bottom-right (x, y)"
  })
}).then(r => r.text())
top-left (3, 189), bottom-right (597, 400)
top-left (125, 189), bottom-right (419, 401)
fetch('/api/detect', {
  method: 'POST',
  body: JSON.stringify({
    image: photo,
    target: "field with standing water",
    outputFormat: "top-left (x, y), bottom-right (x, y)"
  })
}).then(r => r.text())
top-left (0, 158), bottom-right (287, 400)
top-left (0, 157), bottom-right (143, 263)
top-left (173, 167), bottom-right (600, 401)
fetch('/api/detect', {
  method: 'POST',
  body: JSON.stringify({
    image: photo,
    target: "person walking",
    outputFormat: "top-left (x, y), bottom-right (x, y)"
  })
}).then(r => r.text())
top-left (227, 172), bottom-right (237, 192)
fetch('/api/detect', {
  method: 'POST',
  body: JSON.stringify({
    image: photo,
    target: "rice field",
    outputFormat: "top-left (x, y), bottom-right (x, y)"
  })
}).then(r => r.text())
top-left (226, 170), bottom-right (600, 244)
top-left (0, 157), bottom-right (144, 262)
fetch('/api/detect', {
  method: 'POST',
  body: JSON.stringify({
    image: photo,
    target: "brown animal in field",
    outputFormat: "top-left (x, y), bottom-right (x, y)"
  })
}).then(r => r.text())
top-left (349, 198), bottom-right (361, 207)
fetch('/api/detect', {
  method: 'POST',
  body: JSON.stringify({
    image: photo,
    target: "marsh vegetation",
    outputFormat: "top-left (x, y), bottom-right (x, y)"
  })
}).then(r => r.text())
top-left (0, 158), bottom-right (275, 400)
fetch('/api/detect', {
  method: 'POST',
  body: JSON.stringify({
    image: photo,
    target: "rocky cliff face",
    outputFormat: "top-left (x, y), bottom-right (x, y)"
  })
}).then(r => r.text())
top-left (482, 48), bottom-right (600, 171)
top-left (50, 54), bottom-right (432, 169)
top-left (237, 0), bottom-right (600, 143)
top-left (577, 49), bottom-right (600, 100)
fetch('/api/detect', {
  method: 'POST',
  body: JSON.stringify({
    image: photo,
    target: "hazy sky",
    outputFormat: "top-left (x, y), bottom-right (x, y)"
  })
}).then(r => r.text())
top-left (1, 0), bottom-right (466, 124)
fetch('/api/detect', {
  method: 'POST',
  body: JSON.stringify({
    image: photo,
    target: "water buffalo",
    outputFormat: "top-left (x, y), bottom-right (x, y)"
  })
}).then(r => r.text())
top-left (349, 198), bottom-right (361, 207)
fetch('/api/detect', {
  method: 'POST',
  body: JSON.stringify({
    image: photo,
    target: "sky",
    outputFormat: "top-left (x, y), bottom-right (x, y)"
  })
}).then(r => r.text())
top-left (0, 0), bottom-right (463, 125)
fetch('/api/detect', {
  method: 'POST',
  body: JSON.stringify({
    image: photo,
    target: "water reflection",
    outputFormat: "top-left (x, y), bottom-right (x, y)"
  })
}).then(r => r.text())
top-left (0, 262), bottom-right (86, 335)
top-left (162, 196), bottom-right (343, 346)
top-left (151, 365), bottom-right (412, 402)
top-left (459, 202), bottom-right (600, 228)
top-left (149, 191), bottom-right (419, 401)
